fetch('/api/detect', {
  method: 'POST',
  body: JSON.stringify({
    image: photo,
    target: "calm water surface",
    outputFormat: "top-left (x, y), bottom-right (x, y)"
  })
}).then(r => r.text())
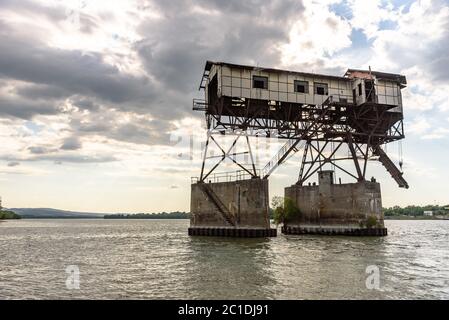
top-left (0, 219), bottom-right (448, 299)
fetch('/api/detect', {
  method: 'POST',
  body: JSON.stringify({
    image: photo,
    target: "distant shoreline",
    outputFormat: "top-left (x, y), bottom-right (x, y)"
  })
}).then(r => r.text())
top-left (385, 216), bottom-right (449, 220)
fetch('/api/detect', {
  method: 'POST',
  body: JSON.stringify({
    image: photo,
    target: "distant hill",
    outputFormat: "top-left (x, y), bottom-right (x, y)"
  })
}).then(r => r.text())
top-left (9, 208), bottom-right (105, 219)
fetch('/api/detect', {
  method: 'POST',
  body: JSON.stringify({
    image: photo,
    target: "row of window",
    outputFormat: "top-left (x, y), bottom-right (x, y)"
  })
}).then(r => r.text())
top-left (252, 76), bottom-right (329, 95)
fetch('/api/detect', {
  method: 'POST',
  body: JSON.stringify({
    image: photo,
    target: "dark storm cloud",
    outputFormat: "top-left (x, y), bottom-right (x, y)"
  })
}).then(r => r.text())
top-left (426, 17), bottom-right (449, 83)
top-left (15, 84), bottom-right (70, 101)
top-left (60, 136), bottom-right (82, 150)
top-left (0, 0), bottom-right (306, 150)
top-left (70, 109), bottom-right (175, 146)
top-left (28, 146), bottom-right (55, 155)
top-left (137, 0), bottom-right (305, 94)
top-left (71, 98), bottom-right (100, 112)
top-left (0, 96), bottom-right (60, 120)
top-left (0, 32), bottom-right (153, 105)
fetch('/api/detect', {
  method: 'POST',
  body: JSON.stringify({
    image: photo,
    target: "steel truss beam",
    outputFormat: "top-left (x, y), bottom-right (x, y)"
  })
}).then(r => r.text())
top-left (199, 132), bottom-right (258, 183)
top-left (194, 97), bottom-right (407, 187)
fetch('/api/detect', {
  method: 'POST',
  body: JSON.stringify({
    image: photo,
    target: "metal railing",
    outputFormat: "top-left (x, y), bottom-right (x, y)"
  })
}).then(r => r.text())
top-left (193, 99), bottom-right (208, 111)
top-left (191, 169), bottom-right (261, 184)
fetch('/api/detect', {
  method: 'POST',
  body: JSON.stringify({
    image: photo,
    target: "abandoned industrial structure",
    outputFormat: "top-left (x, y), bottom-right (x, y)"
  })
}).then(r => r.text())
top-left (189, 61), bottom-right (408, 237)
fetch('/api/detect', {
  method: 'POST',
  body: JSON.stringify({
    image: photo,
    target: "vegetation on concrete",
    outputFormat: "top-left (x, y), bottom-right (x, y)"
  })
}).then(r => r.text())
top-left (271, 196), bottom-right (300, 225)
top-left (104, 211), bottom-right (190, 219)
top-left (0, 210), bottom-right (21, 219)
top-left (359, 215), bottom-right (381, 229)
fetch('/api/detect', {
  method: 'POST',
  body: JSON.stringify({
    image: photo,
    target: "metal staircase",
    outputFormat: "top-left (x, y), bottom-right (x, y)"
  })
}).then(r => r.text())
top-left (262, 139), bottom-right (305, 179)
top-left (373, 146), bottom-right (409, 189)
top-left (198, 183), bottom-right (236, 226)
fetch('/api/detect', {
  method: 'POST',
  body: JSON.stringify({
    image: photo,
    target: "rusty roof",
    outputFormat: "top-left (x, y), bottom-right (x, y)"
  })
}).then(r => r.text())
top-left (204, 61), bottom-right (407, 86)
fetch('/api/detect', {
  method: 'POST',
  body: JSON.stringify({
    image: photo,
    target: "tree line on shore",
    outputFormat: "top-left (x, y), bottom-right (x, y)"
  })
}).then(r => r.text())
top-left (383, 204), bottom-right (448, 217)
top-left (0, 210), bottom-right (21, 219)
top-left (2, 204), bottom-right (448, 220)
top-left (104, 204), bottom-right (449, 219)
top-left (104, 211), bottom-right (190, 219)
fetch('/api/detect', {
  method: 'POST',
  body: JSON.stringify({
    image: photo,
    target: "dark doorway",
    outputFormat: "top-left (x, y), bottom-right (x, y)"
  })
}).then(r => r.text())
top-left (208, 74), bottom-right (218, 107)
top-left (365, 80), bottom-right (376, 103)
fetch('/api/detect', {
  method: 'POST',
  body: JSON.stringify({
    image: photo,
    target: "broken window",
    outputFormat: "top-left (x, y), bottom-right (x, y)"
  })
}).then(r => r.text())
top-left (294, 80), bottom-right (309, 93)
top-left (314, 82), bottom-right (328, 96)
top-left (253, 76), bottom-right (268, 89)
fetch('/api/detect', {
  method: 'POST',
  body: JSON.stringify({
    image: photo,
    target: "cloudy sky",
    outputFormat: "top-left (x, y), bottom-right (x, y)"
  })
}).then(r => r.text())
top-left (0, 0), bottom-right (448, 213)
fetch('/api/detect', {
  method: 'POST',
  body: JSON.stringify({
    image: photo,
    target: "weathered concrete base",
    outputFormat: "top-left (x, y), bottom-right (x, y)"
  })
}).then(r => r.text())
top-left (282, 225), bottom-right (387, 236)
top-left (190, 178), bottom-right (275, 237)
top-left (189, 227), bottom-right (277, 237)
top-left (283, 171), bottom-right (387, 237)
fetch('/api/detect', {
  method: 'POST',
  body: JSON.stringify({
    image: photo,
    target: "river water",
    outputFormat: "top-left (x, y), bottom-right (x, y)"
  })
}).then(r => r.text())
top-left (0, 219), bottom-right (448, 299)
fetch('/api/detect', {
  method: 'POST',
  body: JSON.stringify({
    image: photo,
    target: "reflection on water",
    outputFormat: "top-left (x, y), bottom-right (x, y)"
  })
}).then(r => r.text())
top-left (0, 219), bottom-right (448, 299)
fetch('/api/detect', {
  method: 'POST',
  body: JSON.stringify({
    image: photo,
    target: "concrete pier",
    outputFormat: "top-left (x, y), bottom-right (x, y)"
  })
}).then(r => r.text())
top-left (283, 171), bottom-right (387, 236)
top-left (189, 178), bottom-right (276, 237)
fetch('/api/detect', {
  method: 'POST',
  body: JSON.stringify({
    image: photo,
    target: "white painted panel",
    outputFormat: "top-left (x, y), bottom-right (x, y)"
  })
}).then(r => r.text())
top-left (222, 86), bottom-right (231, 96)
top-left (329, 88), bottom-right (339, 96)
top-left (386, 96), bottom-right (395, 105)
top-left (287, 83), bottom-right (294, 93)
top-left (231, 68), bottom-right (241, 77)
top-left (222, 76), bottom-right (232, 87)
top-left (269, 73), bottom-right (279, 82)
top-left (305, 93), bottom-right (314, 104)
top-left (269, 91), bottom-right (279, 101)
top-left (251, 89), bottom-right (264, 100)
top-left (297, 94), bottom-right (306, 104)
top-left (242, 89), bottom-right (251, 98)
top-left (279, 92), bottom-right (288, 101)
top-left (232, 87), bottom-right (241, 97)
top-left (386, 86), bottom-right (394, 96)
top-left (217, 69), bottom-right (221, 97)
top-left (279, 73), bottom-right (287, 83)
top-left (232, 77), bottom-right (242, 87)
top-left (269, 81), bottom-right (279, 91)
top-left (314, 95), bottom-right (326, 105)
top-left (330, 80), bottom-right (338, 89)
top-left (242, 69), bottom-right (251, 79)
top-left (242, 78), bottom-right (251, 89)
top-left (287, 74), bottom-right (295, 83)
top-left (279, 83), bottom-right (287, 92)
top-left (377, 84), bottom-right (386, 95)
top-left (222, 66), bottom-right (231, 76)
top-left (288, 93), bottom-right (297, 103)
top-left (261, 90), bottom-right (269, 100)
top-left (377, 95), bottom-right (387, 104)
top-left (393, 85), bottom-right (400, 97)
